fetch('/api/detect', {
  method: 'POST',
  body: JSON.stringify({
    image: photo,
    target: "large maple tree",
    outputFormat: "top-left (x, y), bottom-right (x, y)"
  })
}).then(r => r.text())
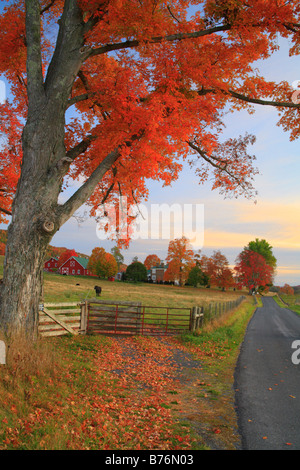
top-left (0, 0), bottom-right (299, 335)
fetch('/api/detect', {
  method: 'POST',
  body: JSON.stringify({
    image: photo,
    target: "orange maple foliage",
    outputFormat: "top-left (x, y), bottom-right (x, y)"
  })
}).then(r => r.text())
top-left (280, 284), bottom-right (294, 295)
top-left (87, 246), bottom-right (118, 278)
top-left (144, 254), bottom-right (161, 270)
top-left (0, 104), bottom-right (23, 223)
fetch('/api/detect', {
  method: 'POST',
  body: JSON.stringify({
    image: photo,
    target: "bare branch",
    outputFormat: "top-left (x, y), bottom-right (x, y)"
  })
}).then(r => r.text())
top-left (89, 23), bottom-right (232, 58)
top-left (40, 0), bottom-right (57, 15)
top-left (0, 207), bottom-right (12, 216)
top-left (187, 139), bottom-right (257, 199)
top-left (167, 5), bottom-right (181, 23)
top-left (100, 167), bottom-right (117, 204)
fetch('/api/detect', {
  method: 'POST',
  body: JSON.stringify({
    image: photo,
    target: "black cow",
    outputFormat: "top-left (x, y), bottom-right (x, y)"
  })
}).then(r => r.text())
top-left (94, 285), bottom-right (102, 296)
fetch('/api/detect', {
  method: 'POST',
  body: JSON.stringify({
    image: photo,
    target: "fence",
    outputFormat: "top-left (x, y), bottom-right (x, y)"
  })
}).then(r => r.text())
top-left (38, 295), bottom-right (246, 337)
top-left (38, 302), bottom-right (82, 337)
top-left (189, 295), bottom-right (246, 332)
top-left (84, 300), bottom-right (142, 336)
top-left (81, 299), bottom-right (192, 337)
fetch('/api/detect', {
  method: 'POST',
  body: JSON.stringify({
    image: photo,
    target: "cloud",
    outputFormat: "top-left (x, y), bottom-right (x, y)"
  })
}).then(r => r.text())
top-left (235, 199), bottom-right (300, 250)
top-left (199, 197), bottom-right (300, 251)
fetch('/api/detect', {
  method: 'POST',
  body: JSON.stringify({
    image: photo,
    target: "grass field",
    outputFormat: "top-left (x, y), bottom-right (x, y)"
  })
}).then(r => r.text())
top-left (274, 292), bottom-right (300, 315)
top-left (0, 254), bottom-right (246, 308)
top-left (43, 269), bottom-right (244, 306)
top-left (0, 254), bottom-right (257, 450)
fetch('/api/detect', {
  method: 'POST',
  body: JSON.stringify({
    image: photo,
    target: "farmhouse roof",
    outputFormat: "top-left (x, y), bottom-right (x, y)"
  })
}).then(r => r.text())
top-left (73, 256), bottom-right (89, 269)
top-left (59, 256), bottom-right (89, 269)
top-left (150, 264), bottom-right (168, 270)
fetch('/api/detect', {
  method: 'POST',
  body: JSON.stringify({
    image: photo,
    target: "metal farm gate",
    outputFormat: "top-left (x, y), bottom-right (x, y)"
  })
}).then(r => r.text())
top-left (83, 299), bottom-right (192, 337)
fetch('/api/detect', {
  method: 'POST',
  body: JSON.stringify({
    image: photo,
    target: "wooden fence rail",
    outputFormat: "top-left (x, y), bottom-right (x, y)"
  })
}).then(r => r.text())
top-left (83, 299), bottom-right (142, 336)
top-left (38, 302), bottom-right (82, 337)
top-left (38, 295), bottom-right (246, 337)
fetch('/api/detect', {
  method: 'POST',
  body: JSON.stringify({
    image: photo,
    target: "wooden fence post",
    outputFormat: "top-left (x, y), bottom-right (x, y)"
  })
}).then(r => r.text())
top-left (79, 301), bottom-right (88, 334)
top-left (190, 306), bottom-right (204, 332)
top-left (191, 306), bottom-right (197, 332)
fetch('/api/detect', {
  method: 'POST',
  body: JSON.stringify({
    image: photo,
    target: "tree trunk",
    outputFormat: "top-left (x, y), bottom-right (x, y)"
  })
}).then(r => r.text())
top-left (0, 178), bottom-right (59, 337)
top-left (0, 104), bottom-right (64, 336)
top-left (0, 215), bottom-right (53, 336)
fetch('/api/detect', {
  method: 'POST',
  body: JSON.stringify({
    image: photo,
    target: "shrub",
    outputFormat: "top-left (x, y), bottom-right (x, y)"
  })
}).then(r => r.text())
top-left (125, 261), bottom-right (147, 282)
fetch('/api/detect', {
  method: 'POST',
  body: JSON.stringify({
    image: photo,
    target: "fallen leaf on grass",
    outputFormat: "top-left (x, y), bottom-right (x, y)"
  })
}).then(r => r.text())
top-left (212, 428), bottom-right (221, 434)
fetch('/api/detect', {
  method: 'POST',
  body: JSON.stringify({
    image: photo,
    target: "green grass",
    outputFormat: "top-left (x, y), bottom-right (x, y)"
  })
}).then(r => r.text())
top-left (274, 293), bottom-right (300, 315)
top-left (0, 254), bottom-right (247, 308)
top-left (181, 298), bottom-right (256, 372)
top-left (42, 269), bottom-right (245, 304)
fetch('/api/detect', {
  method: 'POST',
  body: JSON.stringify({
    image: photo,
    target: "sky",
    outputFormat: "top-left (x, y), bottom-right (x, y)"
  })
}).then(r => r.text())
top-left (0, 12), bottom-right (299, 287)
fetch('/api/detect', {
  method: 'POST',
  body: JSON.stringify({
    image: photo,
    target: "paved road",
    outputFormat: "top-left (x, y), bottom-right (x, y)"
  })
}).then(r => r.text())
top-left (235, 297), bottom-right (300, 450)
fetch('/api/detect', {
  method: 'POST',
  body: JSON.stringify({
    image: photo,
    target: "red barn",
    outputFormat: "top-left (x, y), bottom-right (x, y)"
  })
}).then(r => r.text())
top-left (44, 257), bottom-right (59, 272)
top-left (58, 256), bottom-right (94, 276)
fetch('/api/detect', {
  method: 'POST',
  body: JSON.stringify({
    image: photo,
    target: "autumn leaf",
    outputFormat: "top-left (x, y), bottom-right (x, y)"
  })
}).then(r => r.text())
top-left (212, 428), bottom-right (221, 434)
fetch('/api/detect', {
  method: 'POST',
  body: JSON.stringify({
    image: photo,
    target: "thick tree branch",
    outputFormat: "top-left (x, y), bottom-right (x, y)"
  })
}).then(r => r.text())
top-left (57, 129), bottom-right (144, 226)
top-left (197, 86), bottom-right (300, 109)
top-left (227, 89), bottom-right (300, 109)
top-left (57, 147), bottom-right (121, 226)
top-left (73, 70), bottom-right (111, 119)
top-left (67, 92), bottom-right (95, 108)
top-left (44, 0), bottom-right (87, 100)
top-left (65, 134), bottom-right (98, 161)
top-left (48, 133), bottom-right (98, 181)
top-left (25, 0), bottom-right (45, 108)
